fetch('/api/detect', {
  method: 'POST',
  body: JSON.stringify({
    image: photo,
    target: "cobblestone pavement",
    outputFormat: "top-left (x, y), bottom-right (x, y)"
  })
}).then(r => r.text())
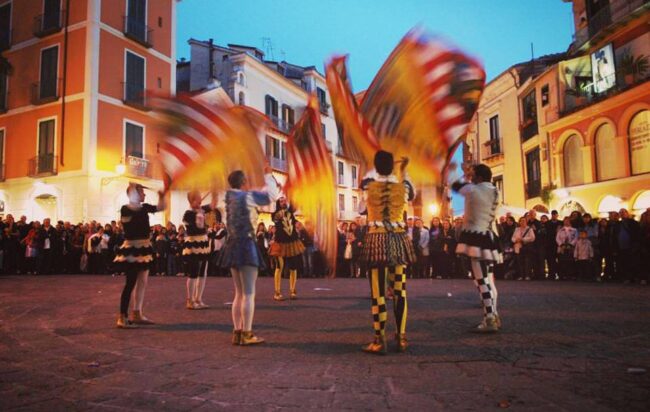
top-left (0, 275), bottom-right (649, 411)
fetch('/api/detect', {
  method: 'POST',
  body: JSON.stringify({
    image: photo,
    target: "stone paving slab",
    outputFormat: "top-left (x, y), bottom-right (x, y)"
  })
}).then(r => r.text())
top-left (0, 275), bottom-right (649, 411)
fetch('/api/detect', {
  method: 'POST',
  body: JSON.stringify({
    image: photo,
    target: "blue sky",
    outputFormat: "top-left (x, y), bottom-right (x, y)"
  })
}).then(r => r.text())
top-left (176, 1), bottom-right (575, 214)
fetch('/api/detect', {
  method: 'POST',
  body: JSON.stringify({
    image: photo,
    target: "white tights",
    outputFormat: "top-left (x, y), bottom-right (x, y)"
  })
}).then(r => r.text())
top-left (231, 265), bottom-right (258, 332)
top-left (133, 270), bottom-right (149, 312)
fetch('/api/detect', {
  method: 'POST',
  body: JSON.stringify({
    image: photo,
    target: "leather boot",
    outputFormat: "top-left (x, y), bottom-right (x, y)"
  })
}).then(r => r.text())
top-left (362, 335), bottom-right (387, 355)
top-left (395, 333), bottom-right (408, 353)
top-left (232, 329), bottom-right (242, 345)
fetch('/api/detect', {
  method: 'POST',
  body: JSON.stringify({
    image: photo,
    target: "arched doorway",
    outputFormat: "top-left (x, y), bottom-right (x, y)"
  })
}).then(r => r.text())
top-left (597, 195), bottom-right (626, 218)
top-left (629, 110), bottom-right (650, 175)
top-left (632, 190), bottom-right (650, 217)
top-left (34, 194), bottom-right (57, 222)
top-left (563, 134), bottom-right (584, 186)
top-left (559, 200), bottom-right (586, 217)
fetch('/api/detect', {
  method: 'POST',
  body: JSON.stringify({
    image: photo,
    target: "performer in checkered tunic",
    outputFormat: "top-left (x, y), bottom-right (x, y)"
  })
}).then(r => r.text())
top-left (270, 197), bottom-right (305, 301)
top-left (452, 163), bottom-right (503, 333)
top-left (182, 190), bottom-right (218, 310)
top-left (359, 150), bottom-right (416, 355)
top-left (114, 183), bottom-right (166, 328)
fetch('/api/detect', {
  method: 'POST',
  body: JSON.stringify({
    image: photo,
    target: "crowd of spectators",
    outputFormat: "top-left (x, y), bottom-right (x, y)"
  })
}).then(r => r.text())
top-left (1, 206), bottom-right (648, 283)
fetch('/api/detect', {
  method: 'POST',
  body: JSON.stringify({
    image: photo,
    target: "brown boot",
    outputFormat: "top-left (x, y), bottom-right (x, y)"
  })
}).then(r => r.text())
top-left (472, 315), bottom-right (499, 333)
top-left (131, 310), bottom-right (155, 325)
top-left (240, 331), bottom-right (265, 345)
top-left (395, 333), bottom-right (408, 353)
top-left (362, 335), bottom-right (387, 355)
top-left (232, 329), bottom-right (242, 345)
top-left (116, 314), bottom-right (137, 329)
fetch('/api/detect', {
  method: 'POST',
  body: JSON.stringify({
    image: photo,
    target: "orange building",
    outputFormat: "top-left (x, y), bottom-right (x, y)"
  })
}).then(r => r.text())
top-left (0, 0), bottom-right (177, 223)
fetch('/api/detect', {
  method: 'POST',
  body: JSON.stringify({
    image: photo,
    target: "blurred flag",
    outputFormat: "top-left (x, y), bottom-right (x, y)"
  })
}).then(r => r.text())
top-left (286, 95), bottom-right (338, 276)
top-left (151, 92), bottom-right (268, 191)
top-left (326, 28), bottom-right (485, 185)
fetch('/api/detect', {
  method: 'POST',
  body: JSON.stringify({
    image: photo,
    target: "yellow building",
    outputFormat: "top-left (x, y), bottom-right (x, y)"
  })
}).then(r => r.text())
top-left (466, 0), bottom-right (650, 218)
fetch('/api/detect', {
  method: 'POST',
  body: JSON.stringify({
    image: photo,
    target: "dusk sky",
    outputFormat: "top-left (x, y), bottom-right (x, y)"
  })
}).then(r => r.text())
top-left (176, 1), bottom-right (576, 213)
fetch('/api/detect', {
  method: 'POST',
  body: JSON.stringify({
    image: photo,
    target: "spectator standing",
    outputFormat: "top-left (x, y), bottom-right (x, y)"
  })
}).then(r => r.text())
top-left (526, 210), bottom-right (545, 280)
top-left (154, 230), bottom-right (168, 276)
top-left (639, 208), bottom-right (650, 285)
top-left (413, 218), bottom-right (429, 278)
top-left (429, 217), bottom-right (443, 278)
top-left (543, 211), bottom-right (562, 280)
top-left (512, 217), bottom-right (535, 280)
top-left (256, 223), bottom-right (270, 276)
top-left (299, 221), bottom-right (315, 277)
top-left (556, 217), bottom-right (578, 280)
top-left (22, 221), bottom-right (43, 275)
top-left (616, 208), bottom-right (641, 283)
top-left (574, 230), bottom-right (594, 281)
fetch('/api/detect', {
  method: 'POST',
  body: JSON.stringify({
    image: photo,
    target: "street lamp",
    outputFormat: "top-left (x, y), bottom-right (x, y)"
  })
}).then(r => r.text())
top-left (101, 162), bottom-right (126, 186)
top-left (428, 202), bottom-right (439, 217)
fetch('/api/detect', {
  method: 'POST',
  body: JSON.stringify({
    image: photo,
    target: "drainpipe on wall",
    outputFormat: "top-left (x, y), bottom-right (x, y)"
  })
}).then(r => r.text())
top-left (59, 0), bottom-right (70, 167)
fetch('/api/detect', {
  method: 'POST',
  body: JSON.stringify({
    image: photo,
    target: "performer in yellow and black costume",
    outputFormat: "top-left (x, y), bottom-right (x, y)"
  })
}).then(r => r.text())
top-left (359, 150), bottom-right (416, 354)
top-left (269, 197), bottom-right (305, 301)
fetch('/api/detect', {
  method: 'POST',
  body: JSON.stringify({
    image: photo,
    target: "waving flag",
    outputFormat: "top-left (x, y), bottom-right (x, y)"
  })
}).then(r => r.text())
top-left (286, 95), bottom-right (338, 276)
top-left (326, 28), bottom-right (485, 185)
top-left (152, 92), bottom-right (268, 191)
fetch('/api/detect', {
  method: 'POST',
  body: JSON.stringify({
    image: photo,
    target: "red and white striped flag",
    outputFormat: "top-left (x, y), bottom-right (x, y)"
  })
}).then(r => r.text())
top-left (286, 95), bottom-right (338, 275)
top-left (152, 92), bottom-right (268, 191)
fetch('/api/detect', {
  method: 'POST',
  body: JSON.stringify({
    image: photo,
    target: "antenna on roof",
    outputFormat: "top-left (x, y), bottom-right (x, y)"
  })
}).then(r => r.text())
top-left (261, 37), bottom-right (275, 61)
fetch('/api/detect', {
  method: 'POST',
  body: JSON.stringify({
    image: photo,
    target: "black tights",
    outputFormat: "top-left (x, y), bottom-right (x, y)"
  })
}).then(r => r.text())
top-left (120, 269), bottom-right (139, 316)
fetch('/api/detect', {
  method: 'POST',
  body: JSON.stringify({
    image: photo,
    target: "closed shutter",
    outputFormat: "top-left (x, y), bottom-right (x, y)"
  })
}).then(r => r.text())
top-left (125, 52), bottom-right (145, 102)
top-left (40, 47), bottom-right (59, 99)
top-left (43, 0), bottom-right (61, 31)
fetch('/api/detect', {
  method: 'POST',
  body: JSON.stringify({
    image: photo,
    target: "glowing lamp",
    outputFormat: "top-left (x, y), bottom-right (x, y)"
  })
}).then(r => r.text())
top-left (115, 163), bottom-right (126, 175)
top-left (428, 203), bottom-right (439, 216)
top-left (555, 189), bottom-right (570, 199)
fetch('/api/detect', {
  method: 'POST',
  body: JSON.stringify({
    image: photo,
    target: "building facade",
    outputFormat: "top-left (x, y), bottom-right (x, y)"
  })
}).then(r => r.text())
top-left (177, 39), bottom-right (361, 222)
top-left (466, 0), bottom-right (650, 217)
top-left (0, 0), bottom-right (177, 224)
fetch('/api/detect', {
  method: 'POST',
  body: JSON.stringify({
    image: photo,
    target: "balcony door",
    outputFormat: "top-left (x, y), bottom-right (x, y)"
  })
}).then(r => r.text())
top-left (38, 119), bottom-right (56, 172)
top-left (125, 51), bottom-right (145, 104)
top-left (0, 2), bottom-right (11, 50)
top-left (525, 148), bottom-right (541, 198)
top-left (40, 46), bottom-right (59, 99)
top-left (125, 121), bottom-right (144, 159)
top-left (42, 0), bottom-right (61, 32)
top-left (127, 0), bottom-right (147, 40)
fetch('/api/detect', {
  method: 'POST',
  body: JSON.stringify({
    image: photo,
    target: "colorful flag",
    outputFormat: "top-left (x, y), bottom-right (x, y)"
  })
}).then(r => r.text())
top-left (286, 95), bottom-right (338, 276)
top-left (151, 92), bottom-right (268, 191)
top-left (326, 28), bottom-right (485, 185)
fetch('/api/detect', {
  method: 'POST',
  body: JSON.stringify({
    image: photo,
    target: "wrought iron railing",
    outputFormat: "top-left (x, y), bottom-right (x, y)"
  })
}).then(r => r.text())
top-left (123, 16), bottom-right (152, 48)
top-left (481, 138), bottom-right (503, 159)
top-left (267, 156), bottom-right (287, 172)
top-left (122, 82), bottom-right (148, 110)
top-left (319, 100), bottom-right (330, 116)
top-left (31, 78), bottom-right (61, 104)
top-left (28, 154), bottom-right (58, 177)
top-left (268, 115), bottom-right (293, 133)
top-left (34, 10), bottom-right (64, 37)
top-left (572, 0), bottom-right (648, 48)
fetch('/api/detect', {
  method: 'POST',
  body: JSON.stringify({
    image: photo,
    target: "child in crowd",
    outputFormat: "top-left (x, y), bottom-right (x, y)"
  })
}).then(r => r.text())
top-left (574, 230), bottom-right (594, 281)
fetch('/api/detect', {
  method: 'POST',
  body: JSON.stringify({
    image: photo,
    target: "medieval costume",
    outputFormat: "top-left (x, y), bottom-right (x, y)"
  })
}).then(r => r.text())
top-left (182, 191), bottom-right (217, 310)
top-left (359, 151), bottom-right (416, 354)
top-left (220, 170), bottom-right (279, 345)
top-left (269, 198), bottom-right (305, 301)
top-left (114, 183), bottom-right (165, 328)
top-left (452, 164), bottom-right (502, 333)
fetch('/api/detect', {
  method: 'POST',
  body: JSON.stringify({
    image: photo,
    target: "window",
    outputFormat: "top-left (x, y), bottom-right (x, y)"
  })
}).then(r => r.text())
top-left (629, 110), bottom-right (650, 175)
top-left (237, 72), bottom-right (245, 85)
top-left (125, 0), bottom-right (148, 44)
top-left (238, 91), bottom-right (245, 106)
top-left (493, 175), bottom-right (504, 204)
top-left (338, 194), bottom-right (345, 212)
top-left (125, 121), bottom-right (144, 159)
top-left (522, 90), bottom-right (536, 123)
top-left (157, 16), bottom-right (162, 28)
top-left (321, 123), bottom-right (326, 137)
top-left (525, 148), bottom-right (541, 198)
top-left (282, 104), bottom-right (294, 129)
top-left (40, 45), bottom-right (59, 100)
top-left (351, 165), bottom-right (358, 188)
top-left (338, 161), bottom-right (344, 185)
top-left (38, 119), bottom-right (56, 173)
top-left (264, 95), bottom-right (278, 118)
top-left (352, 196), bottom-right (358, 212)
top-left (0, 2), bottom-right (11, 50)
top-left (125, 51), bottom-right (145, 105)
top-left (0, 68), bottom-right (7, 112)
top-left (541, 84), bottom-right (549, 106)
top-left (157, 77), bottom-right (161, 88)
top-left (563, 134), bottom-right (584, 186)
top-left (272, 138), bottom-right (280, 159)
top-left (280, 141), bottom-right (286, 161)
top-left (595, 122), bottom-right (624, 181)
top-left (489, 115), bottom-right (500, 141)
top-left (317, 87), bottom-right (326, 106)
top-left (0, 129), bottom-right (5, 174)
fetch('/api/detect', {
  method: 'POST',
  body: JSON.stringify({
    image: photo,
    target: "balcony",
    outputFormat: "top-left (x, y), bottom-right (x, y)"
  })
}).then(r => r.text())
top-left (124, 155), bottom-right (151, 179)
top-left (31, 79), bottom-right (61, 105)
top-left (33, 10), bottom-right (64, 38)
top-left (268, 115), bottom-right (293, 134)
top-left (0, 29), bottom-right (12, 51)
top-left (572, 0), bottom-right (649, 49)
top-left (28, 154), bottom-right (58, 177)
top-left (267, 156), bottom-right (288, 173)
top-left (526, 180), bottom-right (542, 199)
top-left (481, 138), bottom-right (503, 160)
top-left (122, 82), bottom-right (149, 110)
top-left (520, 120), bottom-right (538, 142)
top-left (123, 16), bottom-right (152, 48)
top-left (561, 72), bottom-right (648, 117)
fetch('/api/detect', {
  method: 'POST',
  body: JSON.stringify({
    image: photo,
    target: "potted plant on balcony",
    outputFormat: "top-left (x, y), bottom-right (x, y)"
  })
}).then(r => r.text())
top-left (619, 50), bottom-right (649, 85)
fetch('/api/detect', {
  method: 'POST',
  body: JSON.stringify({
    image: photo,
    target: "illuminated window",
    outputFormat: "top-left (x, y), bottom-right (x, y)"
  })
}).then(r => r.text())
top-left (563, 134), bottom-right (584, 187)
top-left (595, 123), bottom-right (624, 181)
top-left (629, 110), bottom-right (650, 175)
